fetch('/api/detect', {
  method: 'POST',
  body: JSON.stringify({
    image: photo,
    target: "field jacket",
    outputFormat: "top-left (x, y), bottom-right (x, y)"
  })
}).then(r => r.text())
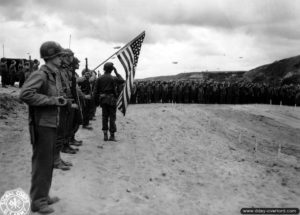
top-left (19, 65), bottom-right (61, 128)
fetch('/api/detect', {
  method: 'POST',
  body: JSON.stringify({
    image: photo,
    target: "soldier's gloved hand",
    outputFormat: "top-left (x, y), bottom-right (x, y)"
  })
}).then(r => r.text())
top-left (71, 103), bottom-right (79, 109)
top-left (55, 96), bottom-right (68, 106)
top-left (85, 95), bottom-right (91, 100)
top-left (113, 67), bottom-right (118, 74)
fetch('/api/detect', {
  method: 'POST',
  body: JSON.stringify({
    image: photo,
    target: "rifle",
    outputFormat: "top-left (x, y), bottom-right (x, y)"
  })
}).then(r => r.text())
top-left (85, 58), bottom-right (93, 96)
top-left (28, 55), bottom-right (33, 74)
top-left (85, 58), bottom-right (88, 72)
top-left (71, 58), bottom-right (83, 124)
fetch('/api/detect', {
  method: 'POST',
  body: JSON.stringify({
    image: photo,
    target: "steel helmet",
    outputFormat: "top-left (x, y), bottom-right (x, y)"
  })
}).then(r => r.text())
top-left (40, 41), bottom-right (64, 60)
top-left (63, 48), bottom-right (74, 56)
top-left (103, 62), bottom-right (114, 72)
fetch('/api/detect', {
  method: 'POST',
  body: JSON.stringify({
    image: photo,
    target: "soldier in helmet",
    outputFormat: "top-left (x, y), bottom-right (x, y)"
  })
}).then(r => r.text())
top-left (190, 80), bottom-right (197, 103)
top-left (78, 68), bottom-right (93, 129)
top-left (183, 81), bottom-right (190, 103)
top-left (18, 62), bottom-right (25, 88)
top-left (153, 81), bottom-right (162, 103)
top-left (54, 48), bottom-right (80, 162)
top-left (19, 41), bottom-right (67, 214)
top-left (33, 59), bottom-right (40, 71)
top-left (94, 62), bottom-right (125, 141)
top-left (161, 81), bottom-right (168, 103)
top-left (89, 70), bottom-right (98, 119)
top-left (24, 61), bottom-right (31, 80)
top-left (0, 58), bottom-right (9, 87)
top-left (130, 81), bottom-right (137, 104)
top-left (171, 81), bottom-right (177, 103)
top-left (9, 60), bottom-right (17, 86)
top-left (146, 81), bottom-right (153, 103)
top-left (138, 81), bottom-right (146, 103)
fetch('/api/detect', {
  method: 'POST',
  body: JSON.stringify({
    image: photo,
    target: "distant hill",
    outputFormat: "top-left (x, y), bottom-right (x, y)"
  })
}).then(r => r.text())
top-left (139, 55), bottom-right (300, 85)
top-left (244, 55), bottom-right (300, 85)
top-left (139, 71), bottom-right (246, 82)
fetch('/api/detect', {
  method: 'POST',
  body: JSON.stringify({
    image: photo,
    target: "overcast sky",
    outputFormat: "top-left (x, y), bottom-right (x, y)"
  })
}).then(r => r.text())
top-left (1, 0), bottom-right (300, 79)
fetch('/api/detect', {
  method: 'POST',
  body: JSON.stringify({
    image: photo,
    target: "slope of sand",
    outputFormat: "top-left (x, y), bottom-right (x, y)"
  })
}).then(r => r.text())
top-left (0, 88), bottom-right (300, 215)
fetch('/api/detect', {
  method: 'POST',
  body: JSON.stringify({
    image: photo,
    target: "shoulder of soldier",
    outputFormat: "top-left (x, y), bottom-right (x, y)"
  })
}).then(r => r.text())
top-left (60, 67), bottom-right (69, 72)
top-left (26, 69), bottom-right (48, 83)
top-left (77, 76), bottom-right (85, 83)
top-left (89, 76), bottom-right (97, 82)
top-left (113, 75), bottom-right (123, 82)
top-left (97, 75), bottom-right (107, 81)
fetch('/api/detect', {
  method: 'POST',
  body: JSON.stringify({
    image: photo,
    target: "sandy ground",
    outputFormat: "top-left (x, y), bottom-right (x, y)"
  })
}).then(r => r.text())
top-left (0, 86), bottom-right (300, 215)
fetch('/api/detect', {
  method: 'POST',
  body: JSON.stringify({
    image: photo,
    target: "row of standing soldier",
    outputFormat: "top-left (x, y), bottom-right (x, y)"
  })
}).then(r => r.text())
top-left (19, 41), bottom-right (99, 214)
top-left (19, 41), bottom-right (124, 214)
top-left (131, 80), bottom-right (300, 106)
top-left (0, 58), bottom-right (40, 88)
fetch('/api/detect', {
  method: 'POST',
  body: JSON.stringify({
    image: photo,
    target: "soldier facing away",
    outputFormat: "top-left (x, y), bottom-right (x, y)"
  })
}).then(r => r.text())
top-left (94, 62), bottom-right (125, 141)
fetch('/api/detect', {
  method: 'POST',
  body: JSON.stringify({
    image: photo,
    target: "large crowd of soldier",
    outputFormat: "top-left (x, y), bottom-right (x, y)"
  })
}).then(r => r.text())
top-left (131, 80), bottom-right (300, 106)
top-left (0, 58), bottom-right (40, 88)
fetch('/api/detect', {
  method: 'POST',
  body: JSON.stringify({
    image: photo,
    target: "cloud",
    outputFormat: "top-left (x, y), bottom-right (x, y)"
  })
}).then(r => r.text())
top-left (2, 0), bottom-right (300, 44)
top-left (0, 0), bottom-right (300, 79)
top-left (0, 0), bottom-right (27, 21)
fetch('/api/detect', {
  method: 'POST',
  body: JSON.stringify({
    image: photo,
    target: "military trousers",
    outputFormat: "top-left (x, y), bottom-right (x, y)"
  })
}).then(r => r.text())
top-left (101, 104), bottom-right (117, 133)
top-left (71, 108), bottom-right (81, 140)
top-left (66, 107), bottom-right (75, 139)
top-left (19, 72), bottom-right (25, 88)
top-left (30, 126), bottom-right (56, 210)
top-left (83, 98), bottom-right (92, 126)
top-left (1, 71), bottom-right (9, 86)
top-left (54, 106), bottom-right (69, 165)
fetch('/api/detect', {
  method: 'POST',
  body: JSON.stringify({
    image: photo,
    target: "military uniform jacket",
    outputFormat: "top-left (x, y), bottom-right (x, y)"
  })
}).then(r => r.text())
top-left (93, 73), bottom-right (125, 106)
top-left (0, 62), bottom-right (8, 75)
top-left (19, 65), bottom-right (62, 128)
top-left (78, 77), bottom-right (91, 95)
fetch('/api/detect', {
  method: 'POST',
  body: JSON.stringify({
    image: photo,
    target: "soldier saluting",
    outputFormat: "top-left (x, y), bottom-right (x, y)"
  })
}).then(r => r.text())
top-left (94, 62), bottom-right (125, 141)
top-left (19, 41), bottom-right (67, 214)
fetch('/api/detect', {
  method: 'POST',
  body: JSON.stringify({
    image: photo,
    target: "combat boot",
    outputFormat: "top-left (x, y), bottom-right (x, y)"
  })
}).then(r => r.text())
top-left (31, 205), bottom-right (54, 214)
top-left (82, 125), bottom-right (93, 130)
top-left (47, 196), bottom-right (60, 205)
top-left (61, 159), bottom-right (73, 166)
top-left (54, 161), bottom-right (70, 171)
top-left (109, 132), bottom-right (116, 141)
top-left (70, 139), bottom-right (82, 146)
top-left (61, 145), bottom-right (77, 154)
top-left (72, 138), bottom-right (83, 144)
top-left (103, 131), bottom-right (108, 141)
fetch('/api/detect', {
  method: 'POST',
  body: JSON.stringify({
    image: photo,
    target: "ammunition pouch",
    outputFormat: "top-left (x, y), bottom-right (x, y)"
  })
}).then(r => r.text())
top-left (99, 93), bottom-right (117, 107)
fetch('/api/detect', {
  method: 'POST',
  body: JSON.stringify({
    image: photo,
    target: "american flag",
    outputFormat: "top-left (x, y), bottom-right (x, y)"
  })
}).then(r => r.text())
top-left (116, 31), bottom-right (145, 115)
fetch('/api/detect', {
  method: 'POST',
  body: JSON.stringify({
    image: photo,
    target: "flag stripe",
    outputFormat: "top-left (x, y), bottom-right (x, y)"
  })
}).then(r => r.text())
top-left (115, 31), bottom-right (145, 115)
top-left (121, 52), bottom-right (132, 98)
top-left (126, 48), bottom-right (135, 91)
top-left (118, 55), bottom-right (128, 79)
top-left (126, 47), bottom-right (134, 70)
top-left (123, 49), bottom-right (132, 72)
top-left (118, 53), bottom-right (131, 104)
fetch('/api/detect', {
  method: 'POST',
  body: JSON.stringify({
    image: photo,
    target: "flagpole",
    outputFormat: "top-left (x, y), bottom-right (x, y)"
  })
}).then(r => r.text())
top-left (92, 50), bottom-right (120, 71)
top-left (92, 31), bottom-right (145, 71)
top-left (69, 34), bottom-right (71, 49)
